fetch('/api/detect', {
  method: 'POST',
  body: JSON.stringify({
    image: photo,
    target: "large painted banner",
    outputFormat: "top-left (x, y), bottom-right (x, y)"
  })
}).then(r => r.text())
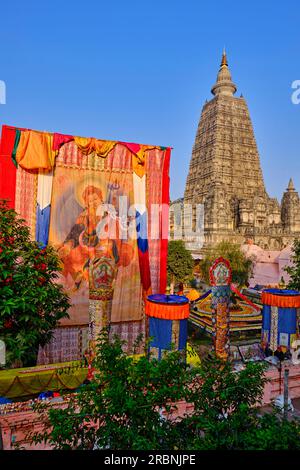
top-left (0, 125), bottom-right (171, 356)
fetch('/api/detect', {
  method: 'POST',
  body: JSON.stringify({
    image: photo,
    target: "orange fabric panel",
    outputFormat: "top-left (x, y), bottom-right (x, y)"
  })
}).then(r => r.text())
top-left (16, 131), bottom-right (54, 170)
top-left (186, 289), bottom-right (200, 301)
top-left (145, 300), bottom-right (189, 320)
top-left (261, 292), bottom-right (300, 308)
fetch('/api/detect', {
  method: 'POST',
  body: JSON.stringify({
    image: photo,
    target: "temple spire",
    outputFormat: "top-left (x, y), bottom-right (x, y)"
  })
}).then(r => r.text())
top-left (287, 178), bottom-right (295, 191)
top-left (211, 49), bottom-right (237, 97)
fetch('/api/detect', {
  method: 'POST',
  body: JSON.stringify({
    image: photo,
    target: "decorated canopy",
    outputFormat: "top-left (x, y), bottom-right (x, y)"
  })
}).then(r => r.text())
top-left (146, 294), bottom-right (190, 320)
top-left (145, 294), bottom-right (190, 359)
top-left (261, 288), bottom-right (300, 352)
top-left (0, 125), bottom-right (171, 356)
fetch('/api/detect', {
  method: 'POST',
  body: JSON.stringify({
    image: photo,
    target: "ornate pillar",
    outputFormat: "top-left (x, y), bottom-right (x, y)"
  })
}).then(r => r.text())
top-left (209, 257), bottom-right (232, 361)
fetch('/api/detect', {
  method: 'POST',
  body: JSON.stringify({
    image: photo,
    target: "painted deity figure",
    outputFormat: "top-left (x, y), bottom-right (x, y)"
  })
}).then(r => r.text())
top-left (58, 185), bottom-right (132, 291)
top-left (57, 184), bottom-right (134, 343)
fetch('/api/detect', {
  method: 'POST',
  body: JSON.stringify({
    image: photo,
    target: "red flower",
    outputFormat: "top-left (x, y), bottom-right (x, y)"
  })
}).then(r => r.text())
top-left (38, 276), bottom-right (46, 285)
top-left (0, 248), bottom-right (2, 254)
top-left (7, 236), bottom-right (14, 244)
top-left (34, 262), bottom-right (47, 271)
top-left (4, 319), bottom-right (13, 329)
top-left (5, 276), bottom-right (12, 284)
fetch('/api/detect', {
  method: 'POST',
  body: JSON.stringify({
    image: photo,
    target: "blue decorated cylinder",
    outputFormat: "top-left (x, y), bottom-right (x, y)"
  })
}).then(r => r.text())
top-left (261, 288), bottom-right (300, 352)
top-left (145, 294), bottom-right (190, 360)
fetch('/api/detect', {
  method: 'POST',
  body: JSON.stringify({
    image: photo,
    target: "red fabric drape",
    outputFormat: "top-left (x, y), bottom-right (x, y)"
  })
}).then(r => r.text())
top-left (138, 249), bottom-right (151, 294)
top-left (52, 133), bottom-right (73, 151)
top-left (159, 148), bottom-right (171, 293)
top-left (230, 283), bottom-right (261, 311)
top-left (0, 125), bottom-right (17, 208)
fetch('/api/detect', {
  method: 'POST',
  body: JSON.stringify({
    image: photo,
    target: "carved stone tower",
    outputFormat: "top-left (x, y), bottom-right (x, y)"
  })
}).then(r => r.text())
top-left (281, 178), bottom-right (300, 233)
top-left (183, 51), bottom-right (300, 253)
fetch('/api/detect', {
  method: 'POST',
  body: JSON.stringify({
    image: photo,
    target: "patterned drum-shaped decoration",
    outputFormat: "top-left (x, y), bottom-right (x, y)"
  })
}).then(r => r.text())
top-left (261, 288), bottom-right (300, 352)
top-left (145, 294), bottom-right (190, 360)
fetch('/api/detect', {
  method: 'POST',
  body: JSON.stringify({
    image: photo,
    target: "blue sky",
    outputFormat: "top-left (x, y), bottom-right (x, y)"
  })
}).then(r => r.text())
top-left (0, 0), bottom-right (299, 201)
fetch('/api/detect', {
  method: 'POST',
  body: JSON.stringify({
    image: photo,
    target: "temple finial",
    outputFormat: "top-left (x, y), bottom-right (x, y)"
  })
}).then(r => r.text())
top-left (287, 178), bottom-right (295, 191)
top-left (211, 49), bottom-right (237, 96)
top-left (221, 47), bottom-right (228, 67)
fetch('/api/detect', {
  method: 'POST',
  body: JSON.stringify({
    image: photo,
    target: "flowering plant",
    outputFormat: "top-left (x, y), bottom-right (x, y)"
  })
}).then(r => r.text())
top-left (0, 200), bottom-right (70, 367)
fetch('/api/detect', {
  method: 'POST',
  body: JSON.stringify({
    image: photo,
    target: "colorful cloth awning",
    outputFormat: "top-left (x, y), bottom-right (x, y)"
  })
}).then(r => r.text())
top-left (145, 294), bottom-right (190, 320)
top-left (261, 289), bottom-right (300, 308)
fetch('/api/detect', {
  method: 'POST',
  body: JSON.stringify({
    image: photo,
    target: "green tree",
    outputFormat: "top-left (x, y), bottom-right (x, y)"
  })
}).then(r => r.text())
top-left (177, 355), bottom-right (268, 449)
top-left (167, 240), bottom-right (194, 292)
top-left (0, 200), bottom-right (70, 367)
top-left (29, 334), bottom-right (300, 450)
top-left (285, 239), bottom-right (300, 290)
top-left (30, 331), bottom-right (191, 450)
top-left (201, 240), bottom-right (254, 286)
top-left (182, 355), bottom-right (300, 450)
top-left (241, 412), bottom-right (300, 450)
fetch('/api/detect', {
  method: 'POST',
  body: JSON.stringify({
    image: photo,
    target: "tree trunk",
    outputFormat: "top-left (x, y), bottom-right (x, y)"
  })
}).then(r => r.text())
top-left (170, 275), bottom-right (175, 294)
top-left (22, 346), bottom-right (39, 368)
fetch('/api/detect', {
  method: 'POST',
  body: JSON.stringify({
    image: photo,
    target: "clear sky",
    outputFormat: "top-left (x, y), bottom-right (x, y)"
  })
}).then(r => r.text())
top-left (0, 0), bottom-right (299, 201)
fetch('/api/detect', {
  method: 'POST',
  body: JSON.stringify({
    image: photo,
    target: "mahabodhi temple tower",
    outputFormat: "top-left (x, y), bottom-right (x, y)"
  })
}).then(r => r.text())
top-left (182, 50), bottom-right (300, 254)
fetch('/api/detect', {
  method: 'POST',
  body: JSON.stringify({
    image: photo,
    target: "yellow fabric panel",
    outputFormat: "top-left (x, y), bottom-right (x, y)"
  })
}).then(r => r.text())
top-left (186, 289), bottom-right (200, 301)
top-left (131, 151), bottom-right (145, 178)
top-left (73, 137), bottom-right (162, 178)
top-left (186, 342), bottom-right (201, 366)
top-left (74, 137), bottom-right (94, 154)
top-left (0, 346), bottom-right (202, 400)
top-left (0, 362), bottom-right (88, 399)
top-left (131, 146), bottom-right (159, 178)
top-left (94, 139), bottom-right (116, 157)
top-left (46, 133), bottom-right (56, 167)
top-left (74, 136), bottom-right (116, 158)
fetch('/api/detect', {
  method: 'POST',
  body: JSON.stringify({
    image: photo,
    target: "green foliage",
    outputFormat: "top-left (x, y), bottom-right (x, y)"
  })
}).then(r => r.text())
top-left (201, 240), bottom-right (254, 286)
top-left (241, 411), bottom-right (300, 450)
top-left (29, 333), bottom-right (300, 450)
top-left (167, 240), bottom-right (194, 285)
top-left (0, 200), bottom-right (70, 367)
top-left (30, 330), bottom-right (192, 450)
top-left (176, 355), bottom-right (268, 449)
top-left (285, 239), bottom-right (300, 290)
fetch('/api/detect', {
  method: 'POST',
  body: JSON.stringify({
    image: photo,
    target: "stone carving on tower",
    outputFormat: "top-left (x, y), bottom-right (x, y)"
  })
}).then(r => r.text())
top-left (180, 50), bottom-right (300, 254)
